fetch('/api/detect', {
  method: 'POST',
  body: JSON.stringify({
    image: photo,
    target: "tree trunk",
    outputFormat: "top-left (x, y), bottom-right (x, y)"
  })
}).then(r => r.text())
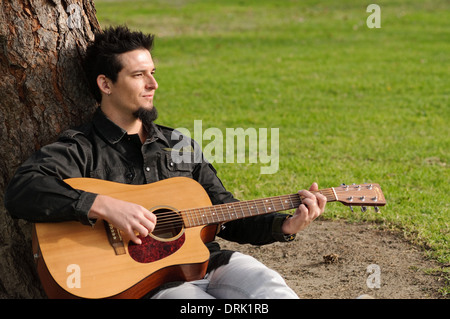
top-left (0, 0), bottom-right (101, 298)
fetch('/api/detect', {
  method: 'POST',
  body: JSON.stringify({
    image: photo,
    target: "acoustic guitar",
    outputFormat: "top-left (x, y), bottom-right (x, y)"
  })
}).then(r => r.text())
top-left (32, 177), bottom-right (386, 299)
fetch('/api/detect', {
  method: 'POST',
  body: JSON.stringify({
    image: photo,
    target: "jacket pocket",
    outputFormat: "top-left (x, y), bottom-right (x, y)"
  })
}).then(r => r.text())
top-left (163, 152), bottom-right (194, 178)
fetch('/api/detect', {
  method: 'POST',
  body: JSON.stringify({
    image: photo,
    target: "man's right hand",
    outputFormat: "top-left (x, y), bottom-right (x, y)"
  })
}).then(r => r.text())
top-left (88, 194), bottom-right (157, 245)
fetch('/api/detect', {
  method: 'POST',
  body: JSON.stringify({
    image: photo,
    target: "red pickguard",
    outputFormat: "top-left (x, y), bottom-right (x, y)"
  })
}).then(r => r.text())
top-left (128, 234), bottom-right (186, 263)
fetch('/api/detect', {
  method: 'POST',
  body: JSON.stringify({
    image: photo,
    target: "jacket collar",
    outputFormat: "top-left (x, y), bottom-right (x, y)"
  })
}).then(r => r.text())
top-left (92, 108), bottom-right (169, 147)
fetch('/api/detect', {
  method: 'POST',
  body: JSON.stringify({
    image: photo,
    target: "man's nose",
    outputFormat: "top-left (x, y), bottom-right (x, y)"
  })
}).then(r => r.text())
top-left (146, 75), bottom-right (158, 90)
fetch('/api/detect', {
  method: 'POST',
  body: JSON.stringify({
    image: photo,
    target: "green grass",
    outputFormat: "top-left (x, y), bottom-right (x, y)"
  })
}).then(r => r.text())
top-left (94, 0), bottom-right (449, 291)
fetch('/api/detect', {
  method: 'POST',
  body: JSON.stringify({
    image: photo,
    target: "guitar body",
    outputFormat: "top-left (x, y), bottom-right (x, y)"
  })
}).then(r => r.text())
top-left (32, 176), bottom-right (386, 299)
top-left (33, 177), bottom-right (216, 299)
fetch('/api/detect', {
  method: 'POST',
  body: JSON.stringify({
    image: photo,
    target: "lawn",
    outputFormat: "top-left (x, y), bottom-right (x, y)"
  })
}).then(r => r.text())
top-left (93, 0), bottom-right (449, 287)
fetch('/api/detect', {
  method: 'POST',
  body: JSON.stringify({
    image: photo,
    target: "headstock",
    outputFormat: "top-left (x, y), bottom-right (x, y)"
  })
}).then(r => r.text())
top-left (334, 183), bottom-right (386, 213)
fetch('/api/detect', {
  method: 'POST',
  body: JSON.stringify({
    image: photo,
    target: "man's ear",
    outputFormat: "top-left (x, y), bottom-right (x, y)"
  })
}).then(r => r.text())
top-left (97, 75), bottom-right (112, 96)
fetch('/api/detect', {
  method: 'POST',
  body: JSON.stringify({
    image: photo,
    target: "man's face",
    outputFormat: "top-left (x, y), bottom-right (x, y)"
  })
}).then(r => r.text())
top-left (108, 49), bottom-right (158, 116)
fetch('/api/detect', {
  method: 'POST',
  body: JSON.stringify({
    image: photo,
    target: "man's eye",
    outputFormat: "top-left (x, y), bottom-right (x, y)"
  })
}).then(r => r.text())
top-left (134, 73), bottom-right (143, 77)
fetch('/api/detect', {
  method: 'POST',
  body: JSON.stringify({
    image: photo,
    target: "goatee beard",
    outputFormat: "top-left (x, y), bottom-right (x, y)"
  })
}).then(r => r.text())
top-left (133, 106), bottom-right (158, 135)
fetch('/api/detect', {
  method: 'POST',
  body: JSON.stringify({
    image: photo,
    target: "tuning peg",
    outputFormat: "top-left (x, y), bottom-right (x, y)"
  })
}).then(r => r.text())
top-left (361, 206), bottom-right (367, 213)
top-left (374, 206), bottom-right (380, 213)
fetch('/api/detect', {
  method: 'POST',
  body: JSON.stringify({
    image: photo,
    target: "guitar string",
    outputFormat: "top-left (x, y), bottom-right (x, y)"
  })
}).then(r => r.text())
top-left (143, 189), bottom-right (379, 227)
top-left (146, 209), bottom-right (382, 234)
top-left (136, 188), bottom-right (382, 233)
top-left (145, 188), bottom-right (377, 221)
top-left (148, 194), bottom-right (304, 220)
top-left (144, 188), bottom-right (379, 222)
top-left (146, 194), bottom-right (304, 231)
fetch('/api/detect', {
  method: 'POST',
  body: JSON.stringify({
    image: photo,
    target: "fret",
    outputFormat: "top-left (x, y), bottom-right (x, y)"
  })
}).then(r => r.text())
top-left (279, 196), bottom-right (289, 210)
top-left (217, 204), bottom-right (225, 221)
top-left (261, 199), bottom-right (267, 213)
top-left (273, 197), bottom-right (282, 211)
top-left (213, 203), bottom-right (225, 222)
top-left (258, 200), bottom-right (264, 214)
top-left (330, 188), bottom-right (337, 202)
top-left (314, 188), bottom-right (335, 202)
top-left (184, 209), bottom-right (193, 228)
top-left (290, 194), bottom-right (301, 208)
top-left (226, 204), bottom-right (233, 220)
top-left (244, 203), bottom-right (251, 217)
top-left (180, 193), bottom-right (309, 228)
top-left (197, 207), bottom-right (204, 224)
top-left (288, 195), bottom-right (294, 208)
top-left (253, 202), bottom-right (259, 215)
top-left (189, 209), bottom-right (195, 227)
top-left (195, 208), bottom-right (202, 225)
top-left (214, 206), bottom-right (221, 223)
top-left (236, 203), bottom-right (243, 219)
top-left (279, 196), bottom-right (286, 210)
top-left (204, 207), bottom-right (211, 223)
top-left (209, 206), bottom-right (217, 224)
top-left (266, 198), bottom-right (274, 212)
top-left (249, 200), bottom-right (260, 215)
top-left (192, 209), bottom-right (199, 226)
top-left (198, 208), bottom-right (206, 225)
top-left (218, 204), bottom-right (227, 222)
top-left (252, 200), bottom-right (262, 215)
top-left (231, 203), bottom-right (239, 219)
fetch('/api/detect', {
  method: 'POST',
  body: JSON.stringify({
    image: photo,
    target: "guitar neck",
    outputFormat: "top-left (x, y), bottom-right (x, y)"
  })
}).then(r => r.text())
top-left (181, 189), bottom-right (337, 228)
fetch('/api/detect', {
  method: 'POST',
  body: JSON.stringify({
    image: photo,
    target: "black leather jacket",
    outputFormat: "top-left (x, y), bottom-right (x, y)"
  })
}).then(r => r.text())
top-left (4, 108), bottom-right (291, 246)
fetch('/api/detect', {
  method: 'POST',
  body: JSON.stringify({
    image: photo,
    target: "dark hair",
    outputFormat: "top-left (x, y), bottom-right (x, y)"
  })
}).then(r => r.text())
top-left (83, 25), bottom-right (155, 102)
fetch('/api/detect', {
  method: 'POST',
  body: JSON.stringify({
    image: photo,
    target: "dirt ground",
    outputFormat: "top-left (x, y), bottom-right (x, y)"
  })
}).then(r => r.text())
top-left (216, 219), bottom-right (447, 299)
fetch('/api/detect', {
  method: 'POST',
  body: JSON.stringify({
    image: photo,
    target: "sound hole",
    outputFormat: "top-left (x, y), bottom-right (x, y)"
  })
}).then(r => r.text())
top-left (151, 207), bottom-right (184, 240)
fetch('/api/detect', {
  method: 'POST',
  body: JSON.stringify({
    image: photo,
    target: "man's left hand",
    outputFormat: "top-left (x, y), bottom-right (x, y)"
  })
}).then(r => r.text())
top-left (281, 182), bottom-right (327, 235)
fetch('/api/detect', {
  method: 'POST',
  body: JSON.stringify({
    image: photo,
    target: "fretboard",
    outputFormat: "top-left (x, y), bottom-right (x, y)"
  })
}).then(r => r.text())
top-left (181, 189), bottom-right (337, 228)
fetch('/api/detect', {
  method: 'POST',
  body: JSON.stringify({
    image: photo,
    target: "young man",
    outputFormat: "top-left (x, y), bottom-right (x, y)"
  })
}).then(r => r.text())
top-left (4, 26), bottom-right (326, 299)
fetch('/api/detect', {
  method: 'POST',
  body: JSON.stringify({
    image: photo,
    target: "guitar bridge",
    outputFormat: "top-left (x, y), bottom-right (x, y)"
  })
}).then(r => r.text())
top-left (104, 221), bottom-right (126, 255)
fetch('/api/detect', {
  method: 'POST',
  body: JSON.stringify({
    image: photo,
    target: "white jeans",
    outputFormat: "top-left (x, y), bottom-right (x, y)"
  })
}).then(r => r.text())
top-left (151, 252), bottom-right (299, 299)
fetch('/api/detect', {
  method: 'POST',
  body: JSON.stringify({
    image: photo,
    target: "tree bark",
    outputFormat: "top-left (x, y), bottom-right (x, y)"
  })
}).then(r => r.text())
top-left (0, 0), bottom-right (101, 298)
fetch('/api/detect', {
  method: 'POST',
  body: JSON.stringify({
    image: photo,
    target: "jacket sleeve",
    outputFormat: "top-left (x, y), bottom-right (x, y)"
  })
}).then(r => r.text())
top-left (217, 213), bottom-right (294, 245)
top-left (4, 133), bottom-right (97, 225)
